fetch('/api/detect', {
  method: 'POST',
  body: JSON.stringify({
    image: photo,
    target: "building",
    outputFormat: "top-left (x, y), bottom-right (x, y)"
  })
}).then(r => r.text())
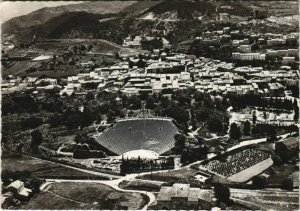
top-left (232, 52), bottom-right (265, 61)
top-left (282, 57), bottom-right (295, 64)
top-left (155, 183), bottom-right (212, 210)
top-left (238, 45), bottom-right (252, 53)
top-left (5, 180), bottom-right (32, 201)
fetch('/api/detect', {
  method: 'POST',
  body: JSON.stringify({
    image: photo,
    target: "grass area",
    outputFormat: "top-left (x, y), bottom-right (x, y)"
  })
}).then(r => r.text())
top-left (119, 180), bottom-right (163, 192)
top-left (21, 182), bottom-right (148, 210)
top-left (2, 61), bottom-right (41, 77)
top-left (137, 167), bottom-right (198, 184)
top-left (2, 151), bottom-right (106, 180)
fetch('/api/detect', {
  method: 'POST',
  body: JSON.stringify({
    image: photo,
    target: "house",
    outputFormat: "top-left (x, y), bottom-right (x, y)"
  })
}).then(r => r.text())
top-left (5, 180), bottom-right (32, 201)
top-left (155, 183), bottom-right (212, 210)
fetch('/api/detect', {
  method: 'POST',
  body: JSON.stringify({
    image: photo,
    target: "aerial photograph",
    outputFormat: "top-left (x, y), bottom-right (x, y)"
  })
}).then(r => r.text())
top-left (1, 0), bottom-right (299, 210)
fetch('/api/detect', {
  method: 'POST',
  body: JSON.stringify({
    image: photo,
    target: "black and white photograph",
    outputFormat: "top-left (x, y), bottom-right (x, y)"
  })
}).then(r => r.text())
top-left (1, 0), bottom-right (299, 210)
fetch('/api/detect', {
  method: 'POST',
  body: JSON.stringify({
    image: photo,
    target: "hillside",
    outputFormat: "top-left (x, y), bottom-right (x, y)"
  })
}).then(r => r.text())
top-left (2, 1), bottom-right (135, 35)
top-left (2, 0), bottom-right (275, 44)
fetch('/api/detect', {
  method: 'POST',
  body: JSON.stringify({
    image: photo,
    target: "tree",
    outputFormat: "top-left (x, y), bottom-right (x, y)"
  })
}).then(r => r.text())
top-left (31, 130), bottom-right (43, 148)
top-left (136, 58), bottom-right (146, 68)
top-left (145, 96), bottom-right (155, 110)
top-left (207, 116), bottom-right (223, 133)
top-left (174, 133), bottom-right (186, 154)
top-left (21, 117), bottom-right (42, 129)
top-left (229, 123), bottom-right (241, 140)
top-left (128, 95), bottom-right (142, 110)
top-left (263, 111), bottom-right (267, 119)
top-left (281, 178), bottom-right (293, 190)
top-left (49, 113), bottom-right (62, 128)
top-left (65, 112), bottom-right (82, 129)
top-left (293, 101), bottom-right (299, 122)
top-left (252, 110), bottom-right (257, 124)
top-left (243, 120), bottom-right (251, 136)
top-left (214, 183), bottom-right (231, 205)
top-left (267, 126), bottom-right (277, 142)
top-left (86, 92), bottom-right (94, 101)
top-left (80, 45), bottom-right (86, 51)
top-left (252, 175), bottom-right (267, 189)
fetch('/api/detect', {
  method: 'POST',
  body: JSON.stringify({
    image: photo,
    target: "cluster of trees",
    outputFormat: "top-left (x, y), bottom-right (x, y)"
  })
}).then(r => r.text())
top-left (229, 123), bottom-right (242, 140)
top-left (120, 157), bottom-right (174, 174)
top-left (180, 146), bottom-right (208, 164)
top-left (3, 89), bottom-right (229, 135)
top-left (2, 95), bottom-right (39, 115)
top-left (30, 130), bottom-right (43, 151)
top-left (275, 136), bottom-right (298, 164)
top-left (229, 121), bottom-right (297, 141)
top-left (227, 94), bottom-right (295, 111)
top-left (252, 175), bottom-right (294, 190)
top-left (71, 44), bottom-right (93, 54)
top-left (21, 117), bottom-right (42, 130)
top-left (213, 183), bottom-right (232, 208)
top-left (141, 37), bottom-right (163, 50)
top-left (174, 134), bottom-right (186, 154)
top-left (49, 109), bottom-right (98, 130)
top-left (73, 143), bottom-right (105, 159)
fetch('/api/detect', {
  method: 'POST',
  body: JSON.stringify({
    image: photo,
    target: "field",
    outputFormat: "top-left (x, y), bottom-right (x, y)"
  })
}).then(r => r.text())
top-left (119, 180), bottom-right (163, 192)
top-left (230, 188), bottom-right (299, 211)
top-left (21, 182), bottom-right (148, 210)
top-left (2, 61), bottom-right (41, 77)
top-left (137, 167), bottom-right (198, 183)
top-left (2, 151), bottom-right (107, 180)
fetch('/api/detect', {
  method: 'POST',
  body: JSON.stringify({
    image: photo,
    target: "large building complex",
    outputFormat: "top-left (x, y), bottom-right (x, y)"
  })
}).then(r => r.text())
top-left (155, 183), bottom-right (212, 210)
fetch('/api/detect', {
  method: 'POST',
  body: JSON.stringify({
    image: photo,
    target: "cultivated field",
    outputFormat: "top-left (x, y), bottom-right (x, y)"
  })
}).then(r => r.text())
top-left (21, 182), bottom-right (148, 210)
top-left (2, 61), bottom-right (41, 77)
top-left (137, 167), bottom-right (198, 183)
top-left (2, 151), bottom-right (107, 180)
top-left (119, 179), bottom-right (163, 192)
top-left (230, 188), bottom-right (299, 210)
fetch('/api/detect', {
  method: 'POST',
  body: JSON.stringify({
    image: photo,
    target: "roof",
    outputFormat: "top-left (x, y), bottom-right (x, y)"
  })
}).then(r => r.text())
top-left (19, 188), bottom-right (32, 197)
top-left (157, 186), bottom-right (172, 201)
top-left (6, 180), bottom-right (23, 190)
top-left (198, 190), bottom-right (212, 202)
top-left (172, 183), bottom-right (190, 198)
top-left (188, 188), bottom-right (200, 202)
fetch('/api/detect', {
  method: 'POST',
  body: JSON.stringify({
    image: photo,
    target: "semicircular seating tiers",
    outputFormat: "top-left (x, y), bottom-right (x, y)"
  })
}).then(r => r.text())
top-left (95, 118), bottom-right (178, 155)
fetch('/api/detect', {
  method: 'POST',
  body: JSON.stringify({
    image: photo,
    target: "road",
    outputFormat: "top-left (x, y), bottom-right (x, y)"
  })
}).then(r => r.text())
top-left (43, 176), bottom-right (156, 210)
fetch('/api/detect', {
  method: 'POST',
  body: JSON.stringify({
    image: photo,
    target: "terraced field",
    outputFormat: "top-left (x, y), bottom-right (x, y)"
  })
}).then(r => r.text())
top-left (231, 188), bottom-right (299, 211)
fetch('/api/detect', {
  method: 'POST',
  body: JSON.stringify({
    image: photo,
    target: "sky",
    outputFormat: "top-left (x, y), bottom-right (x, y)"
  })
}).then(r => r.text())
top-left (1, 1), bottom-right (83, 23)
